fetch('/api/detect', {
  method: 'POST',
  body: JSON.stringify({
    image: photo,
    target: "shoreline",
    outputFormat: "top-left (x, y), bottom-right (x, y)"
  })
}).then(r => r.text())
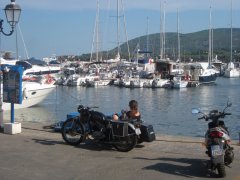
top-left (2, 120), bottom-right (239, 145)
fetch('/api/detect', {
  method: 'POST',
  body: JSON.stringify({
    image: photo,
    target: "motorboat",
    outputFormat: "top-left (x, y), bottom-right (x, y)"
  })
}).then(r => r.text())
top-left (224, 62), bottom-right (240, 78)
top-left (85, 79), bottom-right (110, 87)
top-left (16, 59), bottom-right (61, 80)
top-left (2, 81), bottom-right (56, 111)
top-left (128, 78), bottom-right (145, 88)
top-left (0, 57), bottom-right (18, 65)
top-left (143, 79), bottom-right (154, 88)
top-left (152, 78), bottom-right (169, 88)
top-left (172, 76), bottom-right (189, 88)
top-left (198, 66), bottom-right (218, 84)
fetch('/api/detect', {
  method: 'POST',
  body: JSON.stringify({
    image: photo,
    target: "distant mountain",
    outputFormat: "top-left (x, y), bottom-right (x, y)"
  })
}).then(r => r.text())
top-left (80, 28), bottom-right (240, 62)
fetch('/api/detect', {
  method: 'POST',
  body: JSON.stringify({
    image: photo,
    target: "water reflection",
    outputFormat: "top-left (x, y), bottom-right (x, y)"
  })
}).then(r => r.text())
top-left (4, 78), bottom-right (240, 140)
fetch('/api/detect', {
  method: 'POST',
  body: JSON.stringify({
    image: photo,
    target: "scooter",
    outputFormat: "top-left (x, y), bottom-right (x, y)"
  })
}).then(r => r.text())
top-left (192, 101), bottom-right (234, 178)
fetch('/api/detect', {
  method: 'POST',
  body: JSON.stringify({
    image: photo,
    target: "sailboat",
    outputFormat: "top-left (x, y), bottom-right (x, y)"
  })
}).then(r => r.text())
top-left (90, 0), bottom-right (101, 63)
top-left (224, 0), bottom-right (240, 78)
top-left (171, 8), bottom-right (189, 89)
top-left (198, 5), bottom-right (218, 84)
top-left (105, 0), bottom-right (130, 63)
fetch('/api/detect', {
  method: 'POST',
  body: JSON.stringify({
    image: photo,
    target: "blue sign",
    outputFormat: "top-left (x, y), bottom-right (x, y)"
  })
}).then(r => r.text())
top-left (2, 65), bottom-right (23, 104)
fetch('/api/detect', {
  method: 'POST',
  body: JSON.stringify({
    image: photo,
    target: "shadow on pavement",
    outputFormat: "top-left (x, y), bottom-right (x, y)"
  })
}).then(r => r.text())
top-left (32, 138), bottom-right (65, 145)
top-left (74, 141), bottom-right (146, 152)
top-left (32, 138), bottom-right (116, 151)
top-left (75, 141), bottom-right (115, 152)
top-left (134, 157), bottom-right (217, 178)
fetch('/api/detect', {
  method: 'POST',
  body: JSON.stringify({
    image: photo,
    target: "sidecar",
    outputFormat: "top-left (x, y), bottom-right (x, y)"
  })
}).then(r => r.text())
top-left (139, 123), bottom-right (156, 142)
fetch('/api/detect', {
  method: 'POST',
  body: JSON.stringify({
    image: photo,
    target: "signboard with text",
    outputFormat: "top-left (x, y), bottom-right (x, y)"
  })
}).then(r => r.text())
top-left (2, 65), bottom-right (23, 104)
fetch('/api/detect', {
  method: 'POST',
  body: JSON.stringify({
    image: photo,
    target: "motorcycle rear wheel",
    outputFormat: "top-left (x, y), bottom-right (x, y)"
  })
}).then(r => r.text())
top-left (114, 134), bottom-right (137, 152)
top-left (217, 163), bottom-right (226, 178)
top-left (61, 118), bottom-right (85, 146)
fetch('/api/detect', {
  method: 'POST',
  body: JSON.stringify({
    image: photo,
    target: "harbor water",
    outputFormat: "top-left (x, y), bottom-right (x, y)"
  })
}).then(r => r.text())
top-left (5, 77), bottom-right (240, 140)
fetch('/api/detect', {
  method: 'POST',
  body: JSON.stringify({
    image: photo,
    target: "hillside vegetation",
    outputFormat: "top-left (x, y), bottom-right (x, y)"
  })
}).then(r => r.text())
top-left (80, 28), bottom-right (240, 63)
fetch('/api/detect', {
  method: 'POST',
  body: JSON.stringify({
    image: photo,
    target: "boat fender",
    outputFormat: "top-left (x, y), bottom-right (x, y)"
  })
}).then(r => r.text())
top-left (45, 74), bottom-right (53, 84)
top-left (23, 88), bottom-right (28, 99)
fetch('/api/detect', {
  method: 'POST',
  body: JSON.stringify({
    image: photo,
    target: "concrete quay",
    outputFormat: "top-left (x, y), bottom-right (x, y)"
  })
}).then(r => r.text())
top-left (0, 121), bottom-right (239, 180)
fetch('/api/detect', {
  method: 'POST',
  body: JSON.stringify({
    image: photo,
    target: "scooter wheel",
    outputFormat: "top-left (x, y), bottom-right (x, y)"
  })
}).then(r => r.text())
top-left (217, 163), bottom-right (226, 178)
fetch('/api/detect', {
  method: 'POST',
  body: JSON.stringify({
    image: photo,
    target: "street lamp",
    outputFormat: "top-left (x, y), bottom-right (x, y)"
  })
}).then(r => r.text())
top-left (0, 0), bottom-right (21, 129)
top-left (0, 0), bottom-right (21, 36)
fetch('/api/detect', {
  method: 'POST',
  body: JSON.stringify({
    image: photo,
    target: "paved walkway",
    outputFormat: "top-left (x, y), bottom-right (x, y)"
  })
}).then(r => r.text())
top-left (0, 121), bottom-right (239, 180)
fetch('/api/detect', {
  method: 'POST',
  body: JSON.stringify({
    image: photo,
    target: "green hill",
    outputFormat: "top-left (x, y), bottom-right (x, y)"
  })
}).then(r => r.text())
top-left (80, 28), bottom-right (240, 62)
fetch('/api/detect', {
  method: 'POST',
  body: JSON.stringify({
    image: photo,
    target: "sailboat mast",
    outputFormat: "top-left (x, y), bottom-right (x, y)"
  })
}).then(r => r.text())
top-left (96, 0), bottom-right (100, 62)
top-left (230, 0), bottom-right (233, 62)
top-left (159, 1), bottom-right (165, 59)
top-left (146, 16), bottom-right (149, 58)
top-left (90, 0), bottom-right (100, 62)
top-left (177, 8), bottom-right (180, 61)
top-left (117, 0), bottom-right (120, 58)
top-left (120, 0), bottom-right (131, 61)
top-left (159, 2), bottom-right (163, 59)
top-left (163, 2), bottom-right (166, 59)
top-left (208, 5), bottom-right (212, 67)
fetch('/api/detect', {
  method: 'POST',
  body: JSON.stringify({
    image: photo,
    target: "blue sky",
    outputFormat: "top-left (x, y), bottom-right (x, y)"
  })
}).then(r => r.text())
top-left (0, 0), bottom-right (240, 59)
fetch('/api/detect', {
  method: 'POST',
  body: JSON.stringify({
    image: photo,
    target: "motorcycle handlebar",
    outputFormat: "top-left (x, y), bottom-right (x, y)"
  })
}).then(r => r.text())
top-left (198, 116), bottom-right (205, 120)
top-left (197, 112), bottom-right (232, 121)
top-left (224, 113), bottom-right (232, 115)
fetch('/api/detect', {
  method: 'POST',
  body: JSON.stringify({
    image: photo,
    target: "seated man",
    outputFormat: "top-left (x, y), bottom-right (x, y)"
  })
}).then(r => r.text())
top-left (113, 100), bottom-right (141, 121)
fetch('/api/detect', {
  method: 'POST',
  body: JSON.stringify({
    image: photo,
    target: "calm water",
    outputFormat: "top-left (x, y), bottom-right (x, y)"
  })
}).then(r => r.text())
top-left (5, 77), bottom-right (240, 140)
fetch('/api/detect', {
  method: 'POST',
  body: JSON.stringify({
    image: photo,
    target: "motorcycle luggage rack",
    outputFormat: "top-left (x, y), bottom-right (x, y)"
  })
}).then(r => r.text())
top-left (111, 121), bottom-right (128, 137)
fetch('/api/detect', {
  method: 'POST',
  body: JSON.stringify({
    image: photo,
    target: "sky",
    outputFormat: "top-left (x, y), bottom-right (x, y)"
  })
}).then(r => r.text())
top-left (0, 0), bottom-right (240, 59)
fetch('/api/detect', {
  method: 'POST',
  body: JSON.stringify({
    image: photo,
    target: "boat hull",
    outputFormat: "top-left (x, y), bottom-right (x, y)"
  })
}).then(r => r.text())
top-left (224, 69), bottom-right (240, 78)
top-left (199, 74), bottom-right (217, 84)
top-left (173, 81), bottom-right (188, 88)
top-left (2, 82), bottom-right (56, 111)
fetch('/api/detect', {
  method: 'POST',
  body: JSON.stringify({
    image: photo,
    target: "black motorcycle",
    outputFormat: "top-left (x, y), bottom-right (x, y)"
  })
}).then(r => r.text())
top-left (192, 102), bottom-right (234, 177)
top-left (61, 105), bottom-right (155, 152)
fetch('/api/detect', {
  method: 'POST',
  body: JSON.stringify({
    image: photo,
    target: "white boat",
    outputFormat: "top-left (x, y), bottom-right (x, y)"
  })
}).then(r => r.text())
top-left (172, 76), bottom-right (188, 88)
top-left (0, 57), bottom-right (18, 65)
top-left (16, 60), bottom-right (61, 80)
top-left (152, 78), bottom-right (169, 88)
top-left (224, 62), bottom-right (240, 78)
top-left (223, 0), bottom-right (240, 78)
top-left (114, 78), bottom-right (129, 87)
top-left (2, 81), bottom-right (56, 111)
top-left (128, 78), bottom-right (144, 88)
top-left (198, 67), bottom-right (218, 84)
top-left (91, 79), bottom-right (110, 87)
top-left (80, 74), bottom-right (100, 86)
top-left (199, 6), bottom-right (218, 84)
top-left (143, 79), bottom-right (154, 88)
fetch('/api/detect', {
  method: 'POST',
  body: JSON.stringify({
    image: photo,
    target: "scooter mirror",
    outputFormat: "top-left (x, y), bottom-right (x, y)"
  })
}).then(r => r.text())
top-left (191, 108), bottom-right (199, 114)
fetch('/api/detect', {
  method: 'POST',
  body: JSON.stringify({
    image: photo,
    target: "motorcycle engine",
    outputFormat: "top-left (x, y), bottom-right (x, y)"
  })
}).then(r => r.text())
top-left (92, 131), bottom-right (105, 140)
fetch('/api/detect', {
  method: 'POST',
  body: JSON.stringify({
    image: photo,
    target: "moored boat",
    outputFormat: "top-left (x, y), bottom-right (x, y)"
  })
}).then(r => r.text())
top-left (2, 81), bottom-right (56, 111)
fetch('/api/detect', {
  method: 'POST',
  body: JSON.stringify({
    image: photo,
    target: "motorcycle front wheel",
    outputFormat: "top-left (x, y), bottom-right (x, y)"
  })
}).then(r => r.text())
top-left (61, 118), bottom-right (85, 146)
top-left (114, 134), bottom-right (137, 152)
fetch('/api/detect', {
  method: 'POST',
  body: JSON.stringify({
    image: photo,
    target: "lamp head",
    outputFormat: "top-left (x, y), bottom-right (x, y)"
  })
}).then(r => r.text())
top-left (4, 0), bottom-right (21, 27)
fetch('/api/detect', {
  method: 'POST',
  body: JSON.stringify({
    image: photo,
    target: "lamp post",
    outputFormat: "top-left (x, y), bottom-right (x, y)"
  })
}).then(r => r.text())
top-left (0, 0), bottom-right (21, 36)
top-left (0, 0), bottom-right (21, 129)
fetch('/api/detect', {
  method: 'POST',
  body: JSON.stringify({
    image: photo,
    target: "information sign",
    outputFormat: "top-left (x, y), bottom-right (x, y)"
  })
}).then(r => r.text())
top-left (2, 65), bottom-right (23, 104)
